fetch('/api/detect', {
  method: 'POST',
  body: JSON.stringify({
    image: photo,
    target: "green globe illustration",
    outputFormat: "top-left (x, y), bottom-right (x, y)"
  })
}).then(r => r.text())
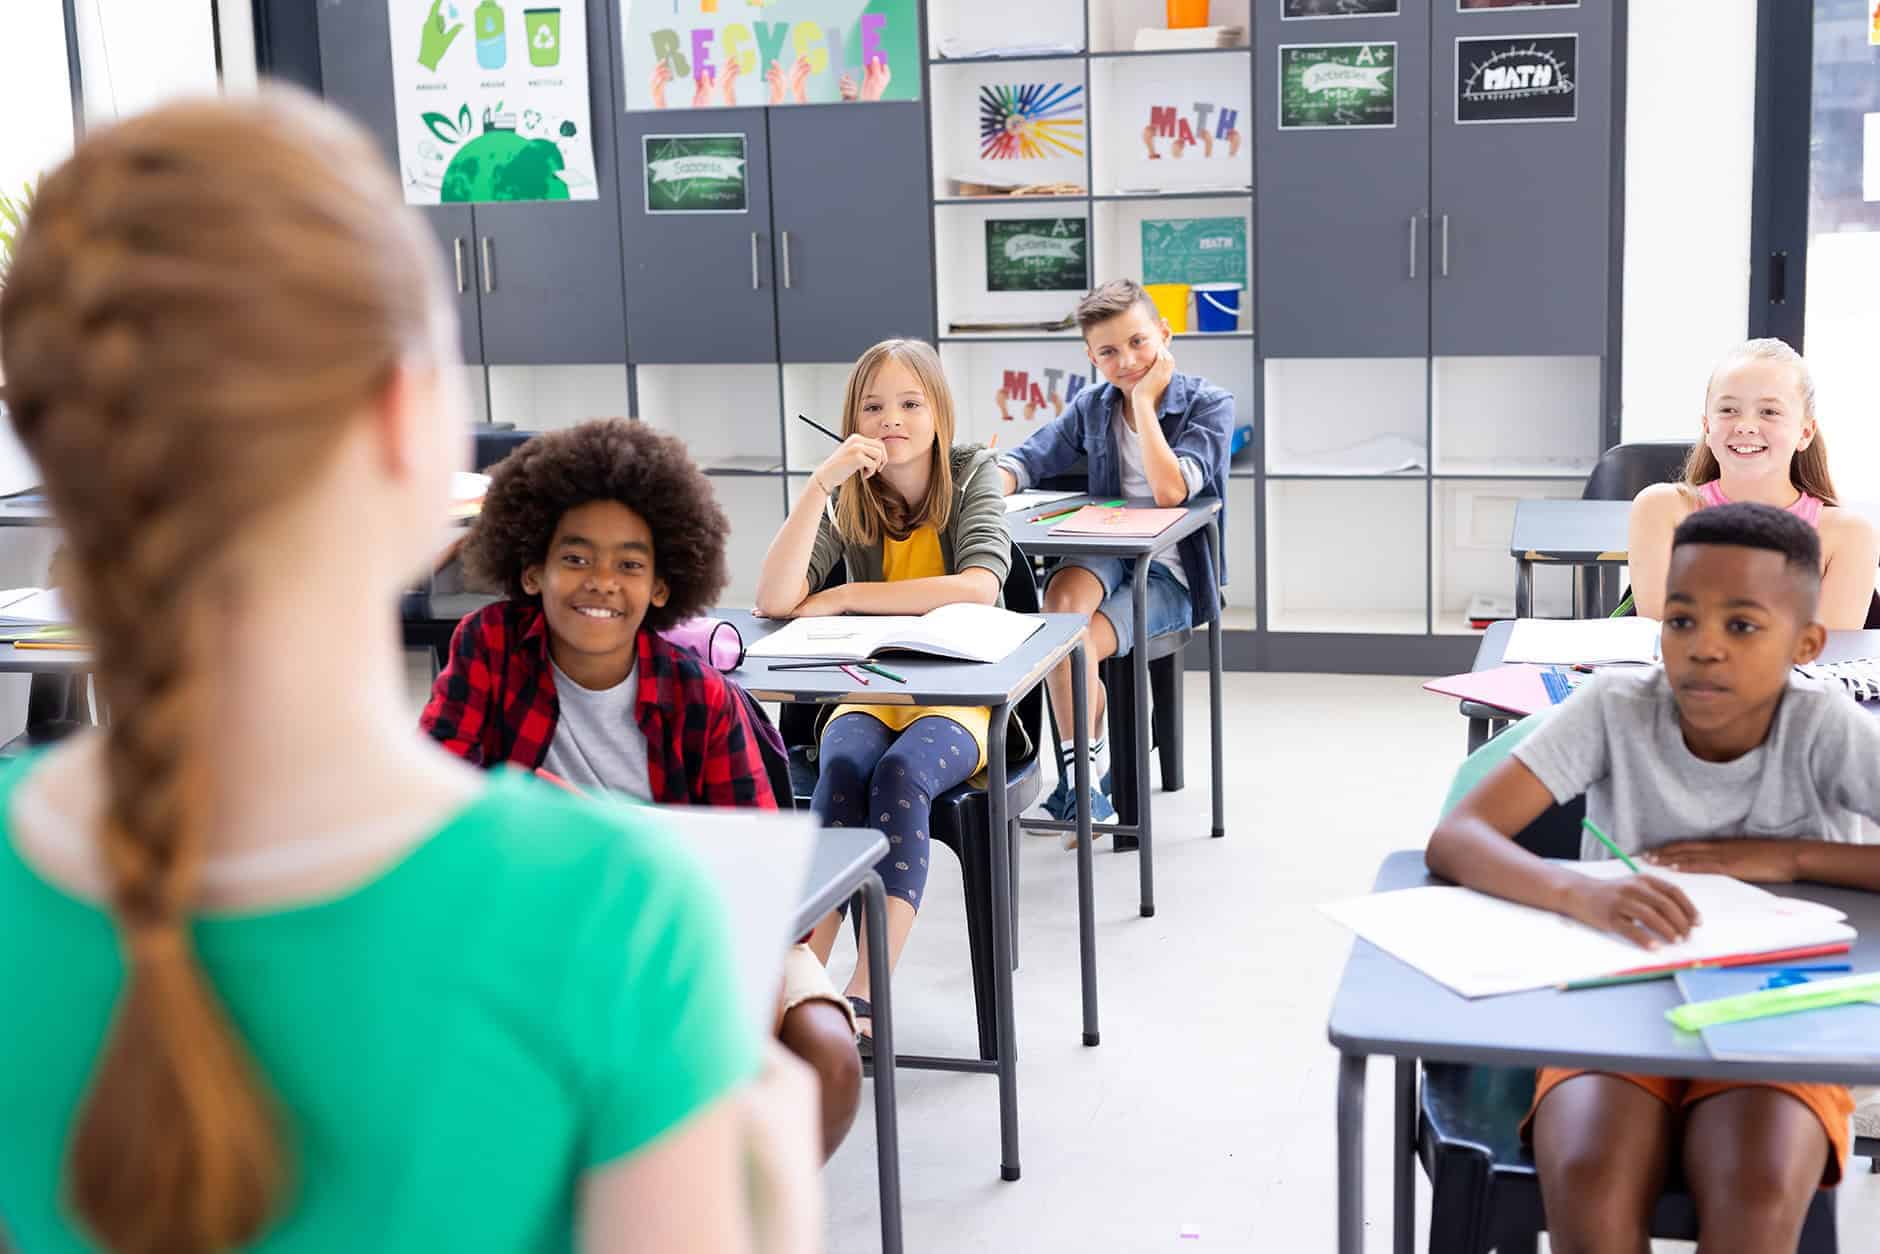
top-left (441, 131), bottom-right (569, 202)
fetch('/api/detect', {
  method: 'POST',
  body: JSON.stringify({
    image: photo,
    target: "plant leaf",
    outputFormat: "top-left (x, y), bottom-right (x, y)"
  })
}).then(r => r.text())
top-left (422, 111), bottom-right (458, 143)
top-left (458, 103), bottom-right (472, 134)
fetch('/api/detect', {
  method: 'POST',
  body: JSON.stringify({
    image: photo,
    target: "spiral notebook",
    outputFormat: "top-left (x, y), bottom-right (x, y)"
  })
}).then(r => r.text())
top-left (1796, 657), bottom-right (1880, 702)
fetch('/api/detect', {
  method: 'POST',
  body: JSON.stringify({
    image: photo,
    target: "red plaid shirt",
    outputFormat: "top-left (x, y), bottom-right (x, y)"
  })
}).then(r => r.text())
top-left (421, 601), bottom-right (776, 810)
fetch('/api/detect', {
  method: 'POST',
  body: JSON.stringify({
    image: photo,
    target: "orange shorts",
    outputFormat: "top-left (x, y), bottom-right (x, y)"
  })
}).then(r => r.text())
top-left (1522, 1067), bottom-right (1853, 1188)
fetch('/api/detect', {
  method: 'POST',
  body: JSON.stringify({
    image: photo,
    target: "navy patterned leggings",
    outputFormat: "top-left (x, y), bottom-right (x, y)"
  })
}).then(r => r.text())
top-left (811, 712), bottom-right (980, 910)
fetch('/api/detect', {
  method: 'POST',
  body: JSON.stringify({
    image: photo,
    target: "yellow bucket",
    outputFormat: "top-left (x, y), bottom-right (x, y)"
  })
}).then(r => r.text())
top-left (1144, 282), bottom-right (1189, 333)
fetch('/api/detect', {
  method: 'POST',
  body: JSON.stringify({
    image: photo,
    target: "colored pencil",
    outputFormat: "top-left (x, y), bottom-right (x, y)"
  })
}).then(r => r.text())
top-left (1580, 818), bottom-right (1641, 873)
top-left (838, 663), bottom-right (871, 685)
top-left (861, 662), bottom-right (906, 683)
top-left (797, 413), bottom-right (843, 443)
top-left (12, 640), bottom-right (88, 651)
top-left (1558, 941), bottom-right (1855, 991)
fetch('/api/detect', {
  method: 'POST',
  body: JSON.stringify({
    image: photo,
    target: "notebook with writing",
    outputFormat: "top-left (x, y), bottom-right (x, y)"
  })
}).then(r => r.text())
top-left (1048, 505), bottom-right (1185, 537)
top-left (746, 602), bottom-right (1044, 664)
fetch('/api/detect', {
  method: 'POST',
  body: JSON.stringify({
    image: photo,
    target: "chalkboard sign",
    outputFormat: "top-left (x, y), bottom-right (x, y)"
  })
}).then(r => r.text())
top-left (1141, 218), bottom-right (1247, 286)
top-left (985, 217), bottom-right (1088, 292)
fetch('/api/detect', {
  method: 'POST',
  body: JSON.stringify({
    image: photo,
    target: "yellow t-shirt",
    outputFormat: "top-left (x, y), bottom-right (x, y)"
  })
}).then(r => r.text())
top-left (829, 526), bottom-right (991, 772)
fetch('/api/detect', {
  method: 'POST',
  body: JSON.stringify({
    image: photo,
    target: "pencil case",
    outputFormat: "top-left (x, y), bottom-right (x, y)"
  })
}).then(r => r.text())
top-left (660, 616), bottom-right (745, 672)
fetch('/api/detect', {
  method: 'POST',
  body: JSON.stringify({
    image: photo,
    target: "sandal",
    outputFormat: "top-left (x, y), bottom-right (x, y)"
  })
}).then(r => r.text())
top-left (847, 995), bottom-right (873, 1058)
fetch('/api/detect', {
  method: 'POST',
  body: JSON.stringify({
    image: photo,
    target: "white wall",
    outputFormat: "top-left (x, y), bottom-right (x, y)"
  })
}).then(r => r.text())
top-left (0, 0), bottom-right (80, 198)
top-left (1620, 0), bottom-right (1759, 441)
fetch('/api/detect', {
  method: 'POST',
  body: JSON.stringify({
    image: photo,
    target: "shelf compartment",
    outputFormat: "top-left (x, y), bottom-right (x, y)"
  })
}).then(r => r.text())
top-left (929, 58), bottom-right (1090, 201)
top-left (1431, 478), bottom-right (1581, 635)
top-left (1222, 477), bottom-right (1256, 628)
top-left (1264, 357), bottom-right (1428, 476)
top-left (934, 200), bottom-right (1092, 337)
top-left (714, 474), bottom-right (787, 611)
top-left (1086, 0), bottom-right (1250, 56)
top-left (1430, 355), bottom-right (1603, 477)
top-left (929, 0), bottom-right (1083, 64)
top-left (636, 363), bottom-right (783, 475)
top-left (1266, 479), bottom-right (1426, 635)
top-left (1088, 50), bottom-right (1253, 197)
top-left (1092, 197), bottom-right (1254, 335)
top-left (937, 339), bottom-right (1097, 452)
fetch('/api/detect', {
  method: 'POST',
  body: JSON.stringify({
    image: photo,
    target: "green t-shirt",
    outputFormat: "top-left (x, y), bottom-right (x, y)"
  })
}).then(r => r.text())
top-left (0, 757), bottom-right (759, 1252)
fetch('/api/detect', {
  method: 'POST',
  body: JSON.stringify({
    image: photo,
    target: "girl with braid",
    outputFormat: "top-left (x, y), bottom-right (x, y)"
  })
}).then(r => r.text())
top-left (0, 90), bottom-right (819, 1254)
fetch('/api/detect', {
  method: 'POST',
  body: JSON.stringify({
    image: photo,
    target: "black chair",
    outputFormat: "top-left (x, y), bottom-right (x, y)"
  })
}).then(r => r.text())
top-left (1581, 440), bottom-right (1690, 617)
top-left (1420, 728), bottom-right (1841, 1252)
top-left (782, 541), bottom-right (1044, 1062)
top-left (403, 426), bottom-right (539, 670)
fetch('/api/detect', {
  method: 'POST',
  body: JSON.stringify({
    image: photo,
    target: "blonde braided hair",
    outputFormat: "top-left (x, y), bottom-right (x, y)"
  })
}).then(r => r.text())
top-left (0, 89), bottom-right (445, 1253)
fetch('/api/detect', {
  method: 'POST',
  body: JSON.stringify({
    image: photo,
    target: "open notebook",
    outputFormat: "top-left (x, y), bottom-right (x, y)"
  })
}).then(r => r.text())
top-left (1322, 861), bottom-right (1854, 998)
top-left (1796, 657), bottom-right (1880, 702)
top-left (747, 602), bottom-right (1044, 664)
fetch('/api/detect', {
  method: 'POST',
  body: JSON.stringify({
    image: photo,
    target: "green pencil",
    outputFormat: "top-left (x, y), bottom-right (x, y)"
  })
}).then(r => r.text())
top-left (861, 662), bottom-right (906, 683)
top-left (1581, 818), bottom-right (1642, 873)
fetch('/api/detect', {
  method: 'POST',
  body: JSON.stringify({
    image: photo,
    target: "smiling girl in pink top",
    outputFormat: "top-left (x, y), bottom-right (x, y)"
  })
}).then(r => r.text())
top-left (1628, 338), bottom-right (1879, 627)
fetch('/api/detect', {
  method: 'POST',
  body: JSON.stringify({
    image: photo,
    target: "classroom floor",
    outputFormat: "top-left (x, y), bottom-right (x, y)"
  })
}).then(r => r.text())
top-left (807, 670), bottom-right (1880, 1254)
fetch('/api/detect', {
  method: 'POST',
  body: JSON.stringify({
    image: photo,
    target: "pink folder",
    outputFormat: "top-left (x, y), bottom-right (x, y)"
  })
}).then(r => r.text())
top-left (1421, 664), bottom-right (1556, 717)
top-left (1049, 505), bottom-right (1186, 537)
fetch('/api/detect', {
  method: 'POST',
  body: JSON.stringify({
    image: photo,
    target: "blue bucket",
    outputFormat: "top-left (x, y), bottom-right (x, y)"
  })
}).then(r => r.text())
top-left (1193, 282), bottom-right (1242, 333)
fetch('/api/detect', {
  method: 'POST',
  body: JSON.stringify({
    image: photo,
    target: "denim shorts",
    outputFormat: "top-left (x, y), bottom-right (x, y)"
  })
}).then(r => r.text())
top-left (1050, 556), bottom-right (1192, 656)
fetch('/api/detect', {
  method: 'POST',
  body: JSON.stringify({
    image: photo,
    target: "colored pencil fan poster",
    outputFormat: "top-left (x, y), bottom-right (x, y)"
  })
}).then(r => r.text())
top-left (1278, 43), bottom-right (1396, 130)
top-left (985, 218), bottom-right (1087, 292)
top-left (387, 0), bottom-right (599, 205)
top-left (979, 83), bottom-right (1085, 160)
top-left (1141, 218), bottom-right (1246, 286)
top-left (1455, 35), bottom-right (1578, 124)
top-left (643, 134), bottom-right (748, 213)
top-left (622, 0), bottom-right (920, 110)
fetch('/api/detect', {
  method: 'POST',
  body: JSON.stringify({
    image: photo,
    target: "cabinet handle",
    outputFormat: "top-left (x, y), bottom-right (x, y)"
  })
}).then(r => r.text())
top-left (452, 237), bottom-right (467, 294)
top-left (751, 232), bottom-right (761, 290)
top-left (480, 237), bottom-right (494, 293)
top-left (1770, 250), bottom-right (1789, 304)
top-left (1407, 215), bottom-right (1418, 280)
top-left (781, 230), bottom-right (793, 290)
top-left (1439, 214), bottom-right (1451, 278)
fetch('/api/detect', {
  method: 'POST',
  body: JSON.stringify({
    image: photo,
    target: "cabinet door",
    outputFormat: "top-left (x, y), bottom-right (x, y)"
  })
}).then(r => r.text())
top-left (1430, 3), bottom-right (1612, 356)
top-left (470, 0), bottom-right (627, 365)
top-left (617, 107), bottom-right (778, 364)
top-left (313, 0), bottom-right (483, 364)
top-left (769, 103), bottom-right (936, 362)
top-left (1254, 4), bottom-right (1431, 357)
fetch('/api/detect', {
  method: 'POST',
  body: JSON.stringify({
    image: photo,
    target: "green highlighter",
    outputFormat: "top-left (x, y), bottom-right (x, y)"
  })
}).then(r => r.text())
top-left (1668, 971), bottom-right (1880, 1033)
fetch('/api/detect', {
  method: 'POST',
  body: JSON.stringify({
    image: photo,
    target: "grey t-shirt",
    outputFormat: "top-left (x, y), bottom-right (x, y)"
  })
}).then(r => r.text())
top-left (542, 658), bottom-right (651, 802)
top-left (1514, 666), bottom-right (1880, 861)
top-left (1110, 406), bottom-right (1198, 589)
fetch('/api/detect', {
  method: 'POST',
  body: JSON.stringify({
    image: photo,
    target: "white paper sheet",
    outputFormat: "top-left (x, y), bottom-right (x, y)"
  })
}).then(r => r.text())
top-left (1503, 616), bottom-right (1662, 666)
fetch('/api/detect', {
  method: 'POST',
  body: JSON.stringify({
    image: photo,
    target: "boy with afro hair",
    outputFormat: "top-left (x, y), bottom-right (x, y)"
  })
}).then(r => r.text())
top-left (422, 419), bottom-right (862, 1157)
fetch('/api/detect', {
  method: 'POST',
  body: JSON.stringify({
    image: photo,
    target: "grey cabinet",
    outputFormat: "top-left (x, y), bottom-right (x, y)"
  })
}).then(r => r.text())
top-left (617, 108), bottom-right (778, 364)
top-left (1430, 3), bottom-right (1613, 356)
top-left (769, 104), bottom-right (935, 362)
top-left (312, 0), bottom-right (625, 366)
top-left (1255, 5), bottom-right (1431, 358)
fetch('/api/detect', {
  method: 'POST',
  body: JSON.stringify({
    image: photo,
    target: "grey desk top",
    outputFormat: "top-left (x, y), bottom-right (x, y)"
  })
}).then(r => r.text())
top-left (793, 828), bottom-right (890, 936)
top-left (720, 609), bottom-right (1087, 707)
top-left (1328, 851), bottom-right (1880, 1084)
top-left (1472, 620), bottom-right (1880, 675)
top-left (0, 498), bottom-right (54, 528)
top-left (0, 643), bottom-right (91, 674)
top-left (1007, 495), bottom-right (1221, 558)
top-left (1509, 499), bottom-right (1632, 564)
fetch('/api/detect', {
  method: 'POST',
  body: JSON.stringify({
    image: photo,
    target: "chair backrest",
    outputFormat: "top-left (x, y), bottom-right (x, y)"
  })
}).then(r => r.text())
top-left (1441, 714), bottom-right (1584, 861)
top-left (1582, 441), bottom-right (1691, 502)
top-left (473, 426), bottom-right (538, 472)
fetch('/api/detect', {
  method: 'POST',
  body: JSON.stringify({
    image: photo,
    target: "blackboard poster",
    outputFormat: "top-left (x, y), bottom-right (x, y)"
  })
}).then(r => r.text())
top-left (1456, 35), bottom-right (1578, 125)
top-left (985, 218), bottom-right (1088, 292)
top-left (643, 133), bottom-right (749, 213)
top-left (1141, 218), bottom-right (1247, 286)
top-left (1278, 43), bottom-right (1396, 130)
top-left (1283, 0), bottom-right (1400, 17)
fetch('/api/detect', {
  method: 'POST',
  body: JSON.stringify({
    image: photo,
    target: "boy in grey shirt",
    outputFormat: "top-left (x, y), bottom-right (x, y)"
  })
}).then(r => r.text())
top-left (1428, 502), bottom-right (1880, 1250)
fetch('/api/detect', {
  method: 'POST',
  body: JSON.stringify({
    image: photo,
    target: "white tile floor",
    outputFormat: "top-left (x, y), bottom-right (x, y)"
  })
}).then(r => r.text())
top-left (810, 670), bottom-right (1880, 1254)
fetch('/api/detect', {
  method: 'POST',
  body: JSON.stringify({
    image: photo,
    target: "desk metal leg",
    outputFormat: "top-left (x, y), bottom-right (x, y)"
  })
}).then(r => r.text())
top-left (860, 873), bottom-right (903, 1254)
top-left (1206, 519), bottom-right (1225, 840)
top-left (986, 707), bottom-right (1021, 1181)
top-left (1466, 716), bottom-right (1489, 754)
top-left (1338, 1052), bottom-right (1366, 1254)
top-left (1394, 1058), bottom-right (1415, 1254)
top-left (1515, 559), bottom-right (1534, 620)
top-left (1070, 642), bottom-right (1099, 1047)
top-left (1131, 560), bottom-right (1155, 918)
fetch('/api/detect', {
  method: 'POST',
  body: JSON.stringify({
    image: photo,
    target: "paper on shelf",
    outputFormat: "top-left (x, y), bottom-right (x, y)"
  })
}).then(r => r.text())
top-left (1321, 861), bottom-right (1854, 999)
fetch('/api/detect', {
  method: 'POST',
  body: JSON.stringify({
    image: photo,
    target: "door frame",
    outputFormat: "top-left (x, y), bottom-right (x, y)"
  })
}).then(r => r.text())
top-left (1747, 0), bottom-right (1815, 346)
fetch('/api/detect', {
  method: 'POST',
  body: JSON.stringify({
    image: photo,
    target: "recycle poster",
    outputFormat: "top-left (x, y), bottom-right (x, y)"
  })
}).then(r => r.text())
top-left (387, 0), bottom-right (600, 204)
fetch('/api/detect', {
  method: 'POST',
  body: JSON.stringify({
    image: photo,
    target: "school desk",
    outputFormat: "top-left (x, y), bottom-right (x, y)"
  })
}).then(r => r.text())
top-left (721, 608), bottom-right (1097, 1184)
top-left (1508, 498), bottom-right (1632, 619)
top-left (1459, 622), bottom-right (1880, 749)
top-left (1007, 495), bottom-right (1226, 919)
top-left (1327, 849), bottom-right (1880, 1254)
top-left (795, 828), bottom-right (903, 1254)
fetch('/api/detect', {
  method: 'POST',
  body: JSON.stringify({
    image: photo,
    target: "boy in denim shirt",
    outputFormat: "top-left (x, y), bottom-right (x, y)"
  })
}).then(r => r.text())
top-left (997, 279), bottom-right (1233, 828)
